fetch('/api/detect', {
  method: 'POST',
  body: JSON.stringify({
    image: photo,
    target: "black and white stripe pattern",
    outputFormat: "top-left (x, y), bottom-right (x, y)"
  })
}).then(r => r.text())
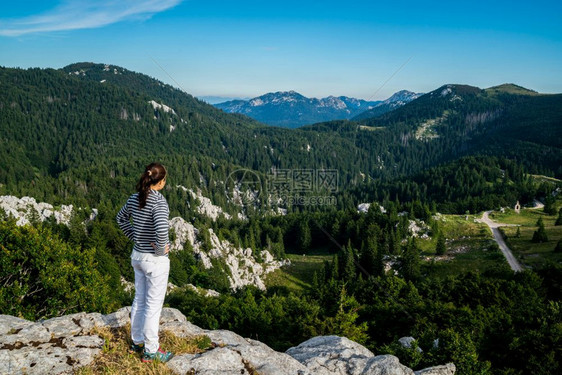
top-left (116, 189), bottom-right (169, 256)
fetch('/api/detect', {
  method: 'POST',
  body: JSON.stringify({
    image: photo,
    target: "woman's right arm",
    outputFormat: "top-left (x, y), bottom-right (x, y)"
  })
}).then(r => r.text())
top-left (116, 200), bottom-right (134, 241)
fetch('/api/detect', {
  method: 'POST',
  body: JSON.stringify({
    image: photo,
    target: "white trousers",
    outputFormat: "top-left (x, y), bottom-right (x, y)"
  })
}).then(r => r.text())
top-left (130, 258), bottom-right (170, 353)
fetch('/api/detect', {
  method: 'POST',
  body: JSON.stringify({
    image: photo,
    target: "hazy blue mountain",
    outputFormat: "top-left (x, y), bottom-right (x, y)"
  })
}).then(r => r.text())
top-left (198, 96), bottom-right (251, 104)
top-left (214, 91), bottom-right (381, 128)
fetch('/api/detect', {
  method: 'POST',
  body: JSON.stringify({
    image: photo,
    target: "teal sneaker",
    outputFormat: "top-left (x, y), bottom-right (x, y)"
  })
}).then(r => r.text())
top-left (141, 347), bottom-right (174, 363)
top-left (128, 342), bottom-right (144, 354)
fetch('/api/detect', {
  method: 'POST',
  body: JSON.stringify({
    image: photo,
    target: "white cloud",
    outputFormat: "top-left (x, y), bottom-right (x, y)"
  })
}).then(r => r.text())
top-left (0, 0), bottom-right (183, 36)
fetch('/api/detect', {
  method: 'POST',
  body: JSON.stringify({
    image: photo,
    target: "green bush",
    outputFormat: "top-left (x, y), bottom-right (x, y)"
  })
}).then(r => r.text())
top-left (0, 219), bottom-right (118, 320)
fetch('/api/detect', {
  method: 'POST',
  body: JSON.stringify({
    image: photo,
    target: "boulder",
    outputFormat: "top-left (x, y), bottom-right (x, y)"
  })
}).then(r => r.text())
top-left (286, 335), bottom-right (377, 375)
top-left (168, 347), bottom-right (248, 375)
top-left (362, 355), bottom-right (414, 375)
top-left (398, 336), bottom-right (423, 353)
top-left (287, 335), bottom-right (454, 375)
top-left (168, 329), bottom-right (309, 375)
top-left (415, 363), bottom-right (456, 375)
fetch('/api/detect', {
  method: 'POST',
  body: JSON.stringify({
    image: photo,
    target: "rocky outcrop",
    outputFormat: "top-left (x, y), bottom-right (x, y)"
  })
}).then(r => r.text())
top-left (176, 185), bottom-right (236, 221)
top-left (286, 336), bottom-right (449, 375)
top-left (169, 330), bottom-right (309, 375)
top-left (356, 203), bottom-right (386, 214)
top-left (0, 307), bottom-right (455, 375)
top-left (1, 194), bottom-right (285, 291)
top-left (0, 195), bottom-right (96, 227)
top-left (0, 310), bottom-right (113, 375)
top-left (169, 216), bottom-right (288, 290)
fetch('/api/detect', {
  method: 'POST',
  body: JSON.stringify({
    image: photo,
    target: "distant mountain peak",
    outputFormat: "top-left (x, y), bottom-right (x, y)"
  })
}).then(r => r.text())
top-left (214, 92), bottom-right (381, 128)
top-left (485, 83), bottom-right (539, 96)
top-left (352, 90), bottom-right (423, 121)
top-left (430, 84), bottom-right (481, 96)
top-left (382, 90), bottom-right (423, 104)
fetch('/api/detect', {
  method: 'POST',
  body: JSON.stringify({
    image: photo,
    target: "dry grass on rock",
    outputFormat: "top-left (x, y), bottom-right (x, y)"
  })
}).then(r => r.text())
top-left (75, 324), bottom-right (212, 375)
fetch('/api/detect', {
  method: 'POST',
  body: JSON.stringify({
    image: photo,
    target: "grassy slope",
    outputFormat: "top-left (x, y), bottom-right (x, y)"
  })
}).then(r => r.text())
top-left (265, 248), bottom-right (335, 292)
top-left (267, 214), bottom-right (514, 288)
top-left (491, 206), bottom-right (562, 268)
top-left (420, 214), bottom-right (510, 277)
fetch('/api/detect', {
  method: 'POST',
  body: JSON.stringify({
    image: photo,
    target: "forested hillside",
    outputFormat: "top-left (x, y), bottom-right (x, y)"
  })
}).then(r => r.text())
top-left (352, 84), bottom-right (562, 177)
top-left (1, 65), bottom-right (561, 217)
top-left (0, 64), bottom-right (380, 217)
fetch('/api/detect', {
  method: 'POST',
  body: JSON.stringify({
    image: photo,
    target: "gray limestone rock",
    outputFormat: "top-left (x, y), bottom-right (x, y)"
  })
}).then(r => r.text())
top-left (0, 343), bottom-right (101, 375)
top-left (236, 338), bottom-right (309, 375)
top-left (160, 307), bottom-right (187, 324)
top-left (205, 329), bottom-right (249, 347)
top-left (168, 347), bottom-right (246, 375)
top-left (286, 336), bottom-right (429, 375)
top-left (41, 312), bottom-right (85, 338)
top-left (415, 363), bottom-right (456, 375)
top-left (0, 307), bottom-right (455, 375)
top-left (286, 335), bottom-right (376, 375)
top-left (166, 353), bottom-right (197, 374)
top-left (190, 330), bottom-right (309, 375)
top-left (78, 312), bottom-right (105, 332)
top-left (398, 336), bottom-right (423, 353)
top-left (362, 355), bottom-right (415, 375)
top-left (102, 306), bottom-right (131, 328)
top-left (161, 320), bottom-right (205, 338)
top-left (0, 323), bottom-right (51, 347)
top-left (62, 335), bottom-right (104, 349)
top-left (0, 315), bottom-right (32, 336)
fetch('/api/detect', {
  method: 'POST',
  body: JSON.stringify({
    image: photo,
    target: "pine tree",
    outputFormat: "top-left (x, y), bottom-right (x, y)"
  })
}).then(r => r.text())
top-left (319, 286), bottom-right (369, 344)
top-left (515, 226), bottom-right (521, 238)
top-left (338, 241), bottom-right (356, 282)
top-left (329, 255), bottom-right (339, 281)
top-left (400, 238), bottom-right (421, 281)
top-left (435, 234), bottom-right (447, 255)
top-left (544, 195), bottom-right (556, 215)
top-left (532, 217), bottom-right (549, 243)
top-left (360, 237), bottom-right (382, 276)
top-left (312, 271), bottom-right (320, 290)
top-left (536, 216), bottom-right (545, 227)
top-left (296, 218), bottom-right (311, 252)
top-left (555, 208), bottom-right (562, 226)
top-left (387, 229), bottom-right (400, 255)
top-left (555, 239), bottom-right (562, 253)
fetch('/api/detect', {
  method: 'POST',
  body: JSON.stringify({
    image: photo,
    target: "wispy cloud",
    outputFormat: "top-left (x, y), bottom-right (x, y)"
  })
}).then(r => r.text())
top-left (0, 0), bottom-right (183, 37)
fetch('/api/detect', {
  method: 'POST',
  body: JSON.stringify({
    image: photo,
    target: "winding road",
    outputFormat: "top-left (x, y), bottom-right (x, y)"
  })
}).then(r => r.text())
top-left (477, 211), bottom-right (524, 272)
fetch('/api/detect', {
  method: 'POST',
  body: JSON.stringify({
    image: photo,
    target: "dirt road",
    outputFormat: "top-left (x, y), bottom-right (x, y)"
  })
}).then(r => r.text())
top-left (478, 211), bottom-right (524, 272)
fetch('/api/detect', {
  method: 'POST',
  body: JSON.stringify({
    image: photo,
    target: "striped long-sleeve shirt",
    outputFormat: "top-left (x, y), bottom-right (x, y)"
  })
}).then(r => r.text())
top-left (116, 189), bottom-right (169, 256)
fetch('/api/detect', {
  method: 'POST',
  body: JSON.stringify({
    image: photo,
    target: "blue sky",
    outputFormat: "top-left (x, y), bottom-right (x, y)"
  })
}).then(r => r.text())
top-left (1, 0), bottom-right (561, 100)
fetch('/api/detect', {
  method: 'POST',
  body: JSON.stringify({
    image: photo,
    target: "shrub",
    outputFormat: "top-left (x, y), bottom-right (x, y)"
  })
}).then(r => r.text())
top-left (0, 220), bottom-right (118, 320)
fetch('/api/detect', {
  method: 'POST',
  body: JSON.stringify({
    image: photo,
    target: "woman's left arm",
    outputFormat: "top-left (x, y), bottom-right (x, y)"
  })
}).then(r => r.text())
top-left (152, 197), bottom-right (170, 256)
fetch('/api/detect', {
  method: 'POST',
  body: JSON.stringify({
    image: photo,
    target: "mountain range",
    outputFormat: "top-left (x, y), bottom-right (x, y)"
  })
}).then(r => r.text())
top-left (214, 90), bottom-right (421, 128)
top-left (1, 62), bottom-right (561, 216)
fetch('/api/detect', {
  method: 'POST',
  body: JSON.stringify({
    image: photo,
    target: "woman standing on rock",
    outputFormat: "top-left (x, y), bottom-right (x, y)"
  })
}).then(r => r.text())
top-left (116, 162), bottom-right (174, 363)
